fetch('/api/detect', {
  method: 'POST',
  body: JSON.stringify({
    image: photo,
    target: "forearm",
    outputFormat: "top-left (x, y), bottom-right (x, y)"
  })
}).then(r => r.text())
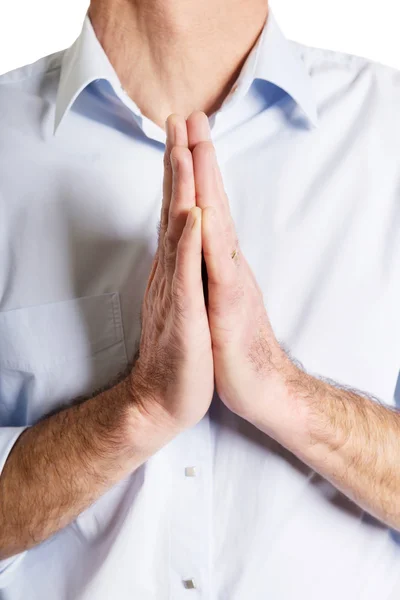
top-left (0, 375), bottom-right (176, 560)
top-left (268, 367), bottom-right (400, 529)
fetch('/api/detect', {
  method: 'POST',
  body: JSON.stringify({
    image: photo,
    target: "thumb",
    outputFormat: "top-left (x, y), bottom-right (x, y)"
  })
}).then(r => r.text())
top-left (202, 206), bottom-right (241, 320)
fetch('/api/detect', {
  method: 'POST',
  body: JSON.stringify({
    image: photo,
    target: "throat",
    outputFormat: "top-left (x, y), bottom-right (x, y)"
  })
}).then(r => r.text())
top-left (88, 0), bottom-right (269, 129)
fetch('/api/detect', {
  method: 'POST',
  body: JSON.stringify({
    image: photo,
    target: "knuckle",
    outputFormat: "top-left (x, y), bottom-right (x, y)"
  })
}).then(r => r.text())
top-left (163, 150), bottom-right (172, 169)
top-left (164, 229), bottom-right (177, 254)
top-left (193, 140), bottom-right (214, 158)
top-left (173, 145), bottom-right (190, 158)
top-left (164, 248), bottom-right (176, 273)
top-left (163, 228), bottom-right (172, 248)
top-left (170, 145), bottom-right (180, 162)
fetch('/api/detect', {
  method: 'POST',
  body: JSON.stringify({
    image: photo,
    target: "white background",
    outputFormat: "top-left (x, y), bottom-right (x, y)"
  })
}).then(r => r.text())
top-left (0, 0), bottom-right (399, 75)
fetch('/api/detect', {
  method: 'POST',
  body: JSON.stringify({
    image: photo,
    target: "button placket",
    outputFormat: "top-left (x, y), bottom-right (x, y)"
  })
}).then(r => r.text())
top-left (167, 416), bottom-right (213, 598)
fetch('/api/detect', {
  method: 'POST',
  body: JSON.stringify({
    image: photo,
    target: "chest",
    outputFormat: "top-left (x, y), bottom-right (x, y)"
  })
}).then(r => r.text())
top-left (0, 123), bottom-right (399, 425)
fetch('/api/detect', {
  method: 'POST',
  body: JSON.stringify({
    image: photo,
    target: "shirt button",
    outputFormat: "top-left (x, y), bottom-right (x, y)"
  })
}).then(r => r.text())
top-left (183, 579), bottom-right (197, 589)
top-left (184, 466), bottom-right (197, 477)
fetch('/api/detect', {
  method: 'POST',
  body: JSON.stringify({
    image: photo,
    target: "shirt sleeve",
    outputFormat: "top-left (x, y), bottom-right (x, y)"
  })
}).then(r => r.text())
top-left (0, 426), bottom-right (29, 585)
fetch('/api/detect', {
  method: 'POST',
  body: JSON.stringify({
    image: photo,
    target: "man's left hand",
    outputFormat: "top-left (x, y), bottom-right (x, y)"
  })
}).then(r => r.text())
top-left (186, 111), bottom-right (299, 435)
top-left (168, 111), bottom-right (400, 533)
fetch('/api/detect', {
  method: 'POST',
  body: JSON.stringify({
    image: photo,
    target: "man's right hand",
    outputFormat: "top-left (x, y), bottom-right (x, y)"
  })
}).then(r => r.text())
top-left (129, 114), bottom-right (214, 432)
top-left (0, 114), bottom-right (214, 562)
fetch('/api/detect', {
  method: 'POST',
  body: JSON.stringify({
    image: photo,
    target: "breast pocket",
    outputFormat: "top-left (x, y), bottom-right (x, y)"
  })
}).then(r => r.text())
top-left (0, 293), bottom-right (129, 426)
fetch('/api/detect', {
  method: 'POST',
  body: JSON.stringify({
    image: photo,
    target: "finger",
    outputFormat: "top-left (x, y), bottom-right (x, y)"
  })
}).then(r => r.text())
top-left (186, 110), bottom-right (211, 150)
top-left (173, 206), bottom-right (205, 314)
top-left (202, 206), bottom-right (238, 286)
top-left (187, 111), bottom-right (228, 213)
top-left (202, 205), bottom-right (242, 320)
top-left (192, 141), bottom-right (237, 248)
top-left (166, 146), bottom-right (196, 248)
top-left (159, 114), bottom-right (188, 251)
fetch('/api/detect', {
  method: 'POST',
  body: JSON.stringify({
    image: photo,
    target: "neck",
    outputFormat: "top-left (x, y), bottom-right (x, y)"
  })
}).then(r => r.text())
top-left (88, 0), bottom-right (268, 129)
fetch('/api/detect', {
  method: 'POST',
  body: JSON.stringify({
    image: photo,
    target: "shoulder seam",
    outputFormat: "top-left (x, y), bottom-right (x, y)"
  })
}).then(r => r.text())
top-left (0, 51), bottom-right (63, 86)
top-left (290, 39), bottom-right (400, 74)
top-left (291, 40), bottom-right (368, 65)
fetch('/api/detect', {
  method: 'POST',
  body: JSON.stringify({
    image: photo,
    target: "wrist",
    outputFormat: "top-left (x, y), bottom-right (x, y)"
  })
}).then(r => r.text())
top-left (121, 369), bottom-right (183, 455)
top-left (249, 362), bottom-right (314, 455)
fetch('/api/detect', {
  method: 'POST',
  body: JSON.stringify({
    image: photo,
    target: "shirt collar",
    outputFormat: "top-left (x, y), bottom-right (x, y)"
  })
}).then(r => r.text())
top-left (53, 8), bottom-right (318, 136)
top-left (53, 9), bottom-right (122, 135)
top-left (238, 10), bottom-right (319, 127)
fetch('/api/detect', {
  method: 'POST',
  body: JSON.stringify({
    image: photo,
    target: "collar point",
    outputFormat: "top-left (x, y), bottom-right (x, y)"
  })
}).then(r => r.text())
top-left (304, 104), bottom-right (319, 129)
top-left (52, 108), bottom-right (64, 136)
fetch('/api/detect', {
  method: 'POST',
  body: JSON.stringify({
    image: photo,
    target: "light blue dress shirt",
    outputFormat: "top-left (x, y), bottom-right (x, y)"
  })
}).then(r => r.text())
top-left (0, 8), bottom-right (400, 600)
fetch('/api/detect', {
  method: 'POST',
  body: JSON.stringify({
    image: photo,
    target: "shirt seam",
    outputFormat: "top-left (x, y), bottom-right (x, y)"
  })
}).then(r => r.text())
top-left (291, 40), bottom-right (400, 76)
top-left (0, 57), bottom-right (63, 86)
top-left (111, 292), bottom-right (129, 366)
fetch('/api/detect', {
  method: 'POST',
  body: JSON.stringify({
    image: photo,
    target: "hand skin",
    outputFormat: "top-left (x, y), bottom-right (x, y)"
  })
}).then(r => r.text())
top-left (187, 110), bottom-right (400, 531)
top-left (0, 114), bottom-right (213, 561)
top-left (130, 114), bottom-right (214, 430)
